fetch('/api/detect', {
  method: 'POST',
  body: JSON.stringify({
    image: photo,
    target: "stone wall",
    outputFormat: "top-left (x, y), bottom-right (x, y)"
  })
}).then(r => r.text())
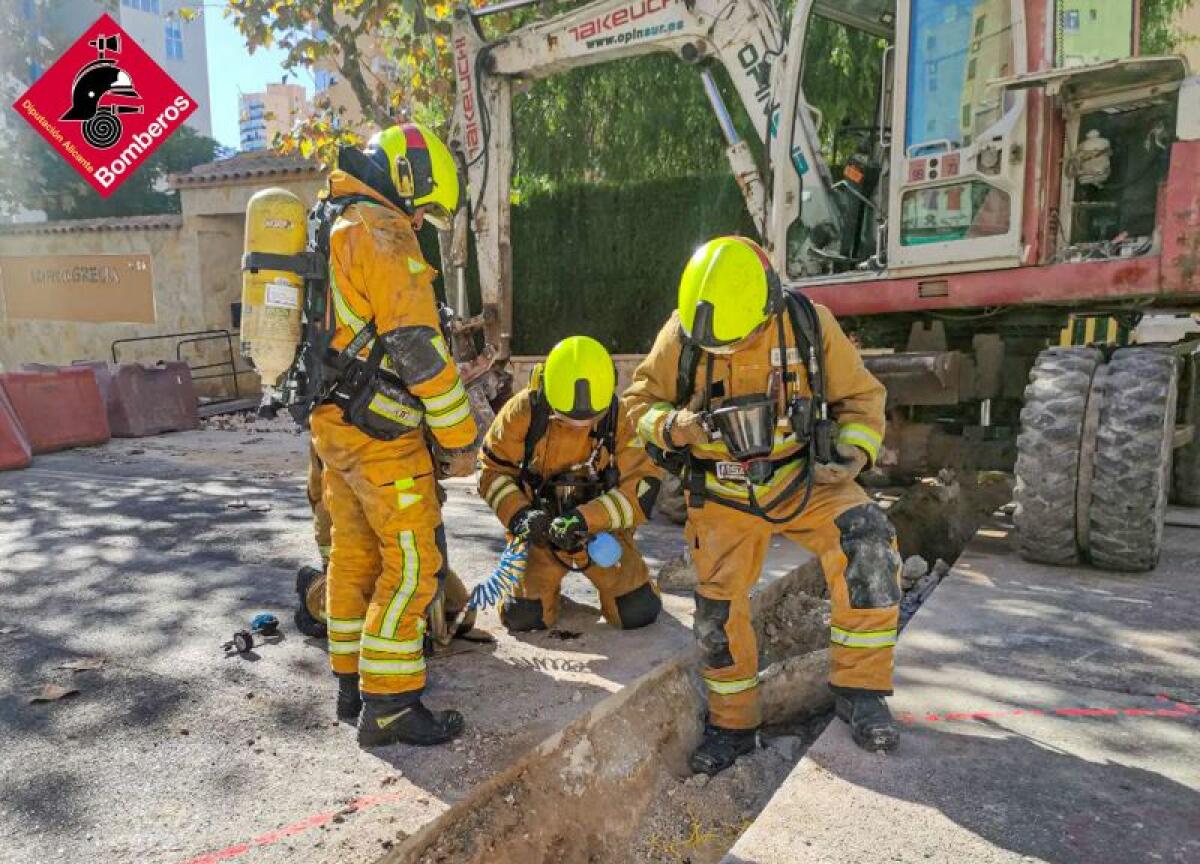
top-left (0, 220), bottom-right (199, 371)
top-left (0, 168), bottom-right (323, 400)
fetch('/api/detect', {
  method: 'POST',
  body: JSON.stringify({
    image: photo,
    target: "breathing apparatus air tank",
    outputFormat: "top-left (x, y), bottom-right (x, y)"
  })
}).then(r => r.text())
top-left (240, 188), bottom-right (308, 390)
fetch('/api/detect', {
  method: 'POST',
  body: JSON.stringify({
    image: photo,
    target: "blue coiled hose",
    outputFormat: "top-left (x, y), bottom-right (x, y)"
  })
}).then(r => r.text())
top-left (466, 536), bottom-right (529, 611)
top-left (465, 531), bottom-right (622, 612)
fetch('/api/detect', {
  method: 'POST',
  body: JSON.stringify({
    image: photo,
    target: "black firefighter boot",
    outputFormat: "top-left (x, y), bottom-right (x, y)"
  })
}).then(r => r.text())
top-left (357, 694), bottom-right (464, 748)
top-left (688, 723), bottom-right (759, 776)
top-left (294, 565), bottom-right (328, 639)
top-left (836, 691), bottom-right (900, 752)
top-left (336, 673), bottom-right (362, 724)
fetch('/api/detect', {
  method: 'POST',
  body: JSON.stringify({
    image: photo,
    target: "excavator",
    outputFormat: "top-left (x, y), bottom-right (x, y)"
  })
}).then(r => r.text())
top-left (441, 0), bottom-right (1200, 573)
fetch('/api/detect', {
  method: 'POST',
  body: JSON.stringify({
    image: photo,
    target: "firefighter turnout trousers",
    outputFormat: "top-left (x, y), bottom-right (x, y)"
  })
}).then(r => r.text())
top-left (687, 478), bottom-right (901, 730)
top-left (504, 532), bottom-right (659, 631)
top-left (308, 443), bottom-right (333, 567)
top-left (312, 404), bottom-right (444, 699)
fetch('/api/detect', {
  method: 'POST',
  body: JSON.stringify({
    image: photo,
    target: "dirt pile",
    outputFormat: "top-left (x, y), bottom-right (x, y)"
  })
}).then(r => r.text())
top-left (886, 470), bottom-right (1012, 565)
top-left (898, 556), bottom-right (951, 629)
top-left (755, 583), bottom-right (828, 667)
top-left (201, 410), bottom-right (301, 435)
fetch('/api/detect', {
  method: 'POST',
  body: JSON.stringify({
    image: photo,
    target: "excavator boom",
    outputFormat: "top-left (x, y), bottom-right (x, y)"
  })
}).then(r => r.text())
top-left (446, 0), bottom-right (839, 358)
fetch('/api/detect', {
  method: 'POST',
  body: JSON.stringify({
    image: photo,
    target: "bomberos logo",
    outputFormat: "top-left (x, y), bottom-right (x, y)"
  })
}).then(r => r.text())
top-left (12, 13), bottom-right (197, 197)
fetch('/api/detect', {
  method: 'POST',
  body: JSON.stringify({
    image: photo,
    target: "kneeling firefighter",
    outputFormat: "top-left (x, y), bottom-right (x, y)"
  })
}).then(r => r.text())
top-left (625, 236), bottom-right (901, 775)
top-left (245, 122), bottom-right (478, 748)
top-left (478, 336), bottom-right (664, 632)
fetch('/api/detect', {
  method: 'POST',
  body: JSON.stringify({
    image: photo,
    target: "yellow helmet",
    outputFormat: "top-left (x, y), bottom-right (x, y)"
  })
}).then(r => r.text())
top-left (677, 236), bottom-right (780, 348)
top-left (542, 336), bottom-right (616, 420)
top-left (365, 122), bottom-right (461, 229)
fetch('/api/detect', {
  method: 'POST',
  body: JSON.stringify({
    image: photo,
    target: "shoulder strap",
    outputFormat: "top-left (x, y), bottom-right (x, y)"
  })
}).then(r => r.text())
top-left (596, 396), bottom-right (621, 489)
top-left (676, 337), bottom-right (701, 407)
top-left (311, 193), bottom-right (380, 258)
top-left (596, 396), bottom-right (619, 451)
top-left (329, 193), bottom-right (380, 216)
top-left (783, 290), bottom-right (825, 407)
top-left (521, 388), bottom-right (552, 491)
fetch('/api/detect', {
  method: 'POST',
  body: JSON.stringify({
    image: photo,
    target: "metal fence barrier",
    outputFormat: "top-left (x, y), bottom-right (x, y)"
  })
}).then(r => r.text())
top-left (110, 329), bottom-right (245, 403)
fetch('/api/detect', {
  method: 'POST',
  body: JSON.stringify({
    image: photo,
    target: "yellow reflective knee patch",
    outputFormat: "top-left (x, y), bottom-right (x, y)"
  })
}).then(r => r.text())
top-left (394, 477), bottom-right (423, 511)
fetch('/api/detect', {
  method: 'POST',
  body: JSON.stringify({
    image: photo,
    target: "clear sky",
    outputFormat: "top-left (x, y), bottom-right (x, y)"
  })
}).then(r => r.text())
top-left (204, 8), bottom-right (312, 150)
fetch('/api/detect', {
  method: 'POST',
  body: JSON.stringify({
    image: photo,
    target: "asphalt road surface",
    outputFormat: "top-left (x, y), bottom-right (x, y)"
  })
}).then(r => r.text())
top-left (0, 425), bottom-right (694, 864)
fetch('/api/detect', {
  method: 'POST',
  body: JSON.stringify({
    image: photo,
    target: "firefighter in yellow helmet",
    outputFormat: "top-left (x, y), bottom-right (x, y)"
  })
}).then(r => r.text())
top-left (311, 122), bottom-right (478, 748)
top-left (626, 236), bottom-right (900, 775)
top-left (478, 336), bottom-right (663, 632)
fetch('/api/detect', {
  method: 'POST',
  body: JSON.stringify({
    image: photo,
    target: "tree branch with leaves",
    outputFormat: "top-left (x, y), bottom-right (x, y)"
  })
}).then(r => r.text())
top-left (223, 0), bottom-right (479, 158)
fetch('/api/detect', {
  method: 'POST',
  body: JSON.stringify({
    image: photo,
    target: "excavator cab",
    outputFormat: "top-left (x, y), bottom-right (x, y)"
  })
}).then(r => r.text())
top-left (449, 0), bottom-right (1193, 358)
top-left (799, 1), bottom-right (898, 272)
top-left (784, 0), bottom-right (1029, 278)
top-left (789, 0), bottom-right (1180, 280)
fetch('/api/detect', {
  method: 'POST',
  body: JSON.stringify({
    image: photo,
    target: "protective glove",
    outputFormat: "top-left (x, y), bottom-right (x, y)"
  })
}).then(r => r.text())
top-left (663, 408), bottom-right (710, 450)
top-left (549, 509), bottom-right (589, 552)
top-left (813, 442), bottom-right (869, 485)
top-left (509, 507), bottom-right (553, 547)
top-left (437, 446), bottom-right (478, 479)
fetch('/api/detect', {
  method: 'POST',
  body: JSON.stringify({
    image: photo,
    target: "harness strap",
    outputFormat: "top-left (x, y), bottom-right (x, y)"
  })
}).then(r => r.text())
top-left (518, 391), bottom-right (621, 508)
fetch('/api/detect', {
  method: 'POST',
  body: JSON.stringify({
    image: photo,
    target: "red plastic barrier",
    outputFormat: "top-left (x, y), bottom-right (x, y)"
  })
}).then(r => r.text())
top-left (77, 362), bottom-right (200, 437)
top-left (0, 367), bottom-right (111, 453)
top-left (0, 385), bottom-right (32, 470)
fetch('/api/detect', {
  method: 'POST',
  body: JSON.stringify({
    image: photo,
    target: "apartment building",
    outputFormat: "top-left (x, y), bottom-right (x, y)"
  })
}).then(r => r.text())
top-left (238, 81), bottom-right (310, 151)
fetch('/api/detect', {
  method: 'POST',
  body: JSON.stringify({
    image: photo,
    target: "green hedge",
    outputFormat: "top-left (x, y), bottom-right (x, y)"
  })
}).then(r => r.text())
top-left (510, 175), bottom-right (755, 354)
top-left (423, 175), bottom-right (755, 355)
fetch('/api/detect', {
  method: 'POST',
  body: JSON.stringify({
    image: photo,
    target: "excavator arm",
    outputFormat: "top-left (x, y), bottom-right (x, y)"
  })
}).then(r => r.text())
top-left (445, 0), bottom-right (841, 360)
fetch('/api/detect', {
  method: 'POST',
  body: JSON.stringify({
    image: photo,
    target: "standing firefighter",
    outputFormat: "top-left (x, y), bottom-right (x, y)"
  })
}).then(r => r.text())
top-left (310, 123), bottom-right (478, 748)
top-left (293, 443), bottom-right (477, 647)
top-left (478, 336), bottom-right (663, 632)
top-left (626, 236), bottom-right (901, 775)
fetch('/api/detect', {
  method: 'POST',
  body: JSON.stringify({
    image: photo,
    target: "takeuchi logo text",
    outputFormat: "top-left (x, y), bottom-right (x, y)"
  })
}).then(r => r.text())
top-left (568, 0), bottom-right (681, 41)
top-left (453, 35), bottom-right (480, 159)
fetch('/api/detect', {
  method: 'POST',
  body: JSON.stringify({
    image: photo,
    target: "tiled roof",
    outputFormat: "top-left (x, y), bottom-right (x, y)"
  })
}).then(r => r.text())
top-left (0, 214), bottom-right (183, 235)
top-left (169, 151), bottom-right (323, 187)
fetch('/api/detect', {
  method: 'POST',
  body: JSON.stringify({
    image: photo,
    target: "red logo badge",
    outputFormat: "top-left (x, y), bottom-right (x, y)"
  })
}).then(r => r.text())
top-left (12, 13), bottom-right (197, 197)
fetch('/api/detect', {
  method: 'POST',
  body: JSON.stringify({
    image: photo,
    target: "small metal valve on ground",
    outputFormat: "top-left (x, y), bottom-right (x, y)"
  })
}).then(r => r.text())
top-left (223, 613), bottom-right (281, 655)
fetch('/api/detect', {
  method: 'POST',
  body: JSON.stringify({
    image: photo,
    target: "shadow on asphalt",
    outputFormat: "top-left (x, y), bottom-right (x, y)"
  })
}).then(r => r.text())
top-left (0, 446), bottom-right (696, 859)
top-left (810, 725), bottom-right (1200, 864)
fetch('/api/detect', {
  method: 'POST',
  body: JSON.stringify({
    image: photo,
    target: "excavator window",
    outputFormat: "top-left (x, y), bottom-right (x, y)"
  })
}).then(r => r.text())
top-left (799, 11), bottom-right (891, 267)
top-left (905, 0), bottom-right (1015, 154)
top-left (895, 0), bottom-right (1017, 248)
top-left (899, 180), bottom-right (1011, 245)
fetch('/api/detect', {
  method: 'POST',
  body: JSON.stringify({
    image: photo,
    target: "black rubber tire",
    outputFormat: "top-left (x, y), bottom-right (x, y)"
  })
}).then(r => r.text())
top-left (1171, 363), bottom-right (1199, 507)
top-left (1087, 348), bottom-right (1178, 572)
top-left (1013, 347), bottom-right (1102, 565)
